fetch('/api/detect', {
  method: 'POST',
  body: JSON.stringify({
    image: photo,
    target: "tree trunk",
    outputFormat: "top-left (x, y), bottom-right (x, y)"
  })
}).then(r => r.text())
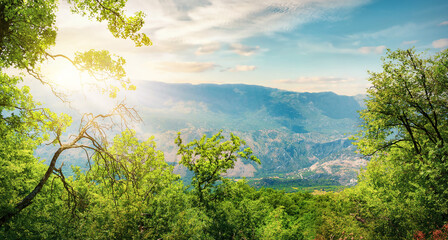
top-left (0, 147), bottom-right (64, 226)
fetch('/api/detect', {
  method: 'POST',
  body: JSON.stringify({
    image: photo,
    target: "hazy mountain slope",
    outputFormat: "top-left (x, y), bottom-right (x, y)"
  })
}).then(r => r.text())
top-left (133, 81), bottom-right (362, 133)
top-left (35, 81), bottom-right (366, 185)
top-left (126, 81), bottom-right (366, 184)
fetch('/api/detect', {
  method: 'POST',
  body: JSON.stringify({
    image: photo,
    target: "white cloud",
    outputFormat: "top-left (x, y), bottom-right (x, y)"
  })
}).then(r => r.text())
top-left (439, 21), bottom-right (448, 26)
top-left (49, 0), bottom-right (373, 90)
top-left (432, 39), bottom-right (448, 49)
top-left (402, 40), bottom-right (418, 45)
top-left (156, 62), bottom-right (216, 72)
top-left (358, 45), bottom-right (386, 54)
top-left (195, 43), bottom-right (221, 55)
top-left (142, 0), bottom-right (370, 45)
top-left (348, 23), bottom-right (420, 42)
top-left (297, 41), bottom-right (387, 55)
top-left (229, 43), bottom-right (260, 56)
top-left (225, 65), bottom-right (257, 72)
top-left (51, 0), bottom-right (371, 69)
top-left (297, 40), bottom-right (357, 54)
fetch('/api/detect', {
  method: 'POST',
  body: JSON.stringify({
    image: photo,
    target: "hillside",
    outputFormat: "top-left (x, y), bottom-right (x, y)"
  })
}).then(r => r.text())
top-left (34, 81), bottom-right (366, 185)
top-left (127, 81), bottom-right (366, 185)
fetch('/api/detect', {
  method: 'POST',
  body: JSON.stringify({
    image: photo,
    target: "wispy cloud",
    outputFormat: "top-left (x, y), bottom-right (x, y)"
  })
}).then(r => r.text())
top-left (230, 43), bottom-right (260, 56)
top-left (358, 45), bottom-right (386, 54)
top-left (53, 0), bottom-right (372, 63)
top-left (348, 23), bottom-right (419, 40)
top-left (432, 38), bottom-right (448, 49)
top-left (156, 62), bottom-right (216, 73)
top-left (402, 40), bottom-right (418, 45)
top-left (225, 65), bottom-right (257, 72)
top-left (297, 40), bottom-right (357, 54)
top-left (195, 43), bottom-right (221, 55)
top-left (439, 21), bottom-right (448, 26)
top-left (143, 0), bottom-right (370, 45)
top-left (296, 40), bottom-right (387, 55)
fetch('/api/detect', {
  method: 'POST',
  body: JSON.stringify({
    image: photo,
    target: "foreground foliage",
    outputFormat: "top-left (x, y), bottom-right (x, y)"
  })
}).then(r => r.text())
top-left (1, 0), bottom-right (447, 237)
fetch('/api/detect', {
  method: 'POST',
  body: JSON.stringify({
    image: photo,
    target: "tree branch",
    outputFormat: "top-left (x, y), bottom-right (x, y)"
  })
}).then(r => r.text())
top-left (0, 103), bottom-right (140, 226)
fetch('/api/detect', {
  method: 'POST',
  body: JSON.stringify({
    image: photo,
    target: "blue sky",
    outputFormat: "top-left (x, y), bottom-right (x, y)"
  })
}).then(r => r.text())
top-left (49, 0), bottom-right (448, 96)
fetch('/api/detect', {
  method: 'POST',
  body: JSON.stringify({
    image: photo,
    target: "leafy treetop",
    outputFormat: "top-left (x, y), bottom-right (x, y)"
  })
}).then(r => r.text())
top-left (175, 130), bottom-right (260, 205)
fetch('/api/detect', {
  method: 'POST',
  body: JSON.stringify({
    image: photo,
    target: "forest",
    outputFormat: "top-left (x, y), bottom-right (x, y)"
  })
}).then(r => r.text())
top-left (1, 0), bottom-right (448, 239)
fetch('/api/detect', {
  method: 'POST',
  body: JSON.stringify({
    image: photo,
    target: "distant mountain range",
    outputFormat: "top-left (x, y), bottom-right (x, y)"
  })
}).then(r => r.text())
top-left (35, 81), bottom-right (367, 185)
top-left (126, 81), bottom-right (367, 185)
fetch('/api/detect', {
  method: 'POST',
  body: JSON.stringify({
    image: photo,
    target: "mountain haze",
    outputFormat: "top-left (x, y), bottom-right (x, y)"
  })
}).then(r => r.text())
top-left (130, 81), bottom-right (366, 184)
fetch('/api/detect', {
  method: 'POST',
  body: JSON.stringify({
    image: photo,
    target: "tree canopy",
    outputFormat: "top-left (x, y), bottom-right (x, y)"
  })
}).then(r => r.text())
top-left (0, 0), bottom-right (150, 226)
top-left (1, 0), bottom-right (448, 238)
top-left (351, 48), bottom-right (448, 238)
top-left (176, 131), bottom-right (260, 205)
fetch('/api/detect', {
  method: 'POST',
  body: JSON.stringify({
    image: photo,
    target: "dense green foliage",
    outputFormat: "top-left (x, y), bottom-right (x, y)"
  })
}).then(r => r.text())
top-left (0, 0), bottom-right (149, 229)
top-left (1, 0), bottom-right (448, 238)
top-left (248, 178), bottom-right (343, 192)
top-left (176, 131), bottom-right (260, 205)
top-left (350, 48), bottom-right (448, 239)
top-left (314, 48), bottom-right (448, 239)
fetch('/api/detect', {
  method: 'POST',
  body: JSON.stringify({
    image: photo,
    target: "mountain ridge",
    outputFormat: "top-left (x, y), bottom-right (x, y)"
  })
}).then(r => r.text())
top-left (129, 81), bottom-right (366, 184)
top-left (35, 80), bottom-right (367, 185)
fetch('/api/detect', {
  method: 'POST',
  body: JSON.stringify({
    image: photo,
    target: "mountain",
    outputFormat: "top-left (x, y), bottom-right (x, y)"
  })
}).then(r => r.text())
top-left (132, 81), bottom-right (362, 132)
top-left (35, 81), bottom-right (366, 185)
top-left (125, 81), bottom-right (367, 185)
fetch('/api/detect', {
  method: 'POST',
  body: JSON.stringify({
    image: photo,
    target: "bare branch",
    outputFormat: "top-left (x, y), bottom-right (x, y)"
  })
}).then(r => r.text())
top-left (0, 103), bottom-right (140, 226)
top-left (25, 66), bottom-right (74, 107)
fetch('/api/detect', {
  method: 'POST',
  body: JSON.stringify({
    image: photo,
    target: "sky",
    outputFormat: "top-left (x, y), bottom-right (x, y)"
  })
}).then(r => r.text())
top-left (46, 0), bottom-right (448, 96)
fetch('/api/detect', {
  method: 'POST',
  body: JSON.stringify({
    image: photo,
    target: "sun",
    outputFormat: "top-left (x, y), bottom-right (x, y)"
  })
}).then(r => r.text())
top-left (52, 64), bottom-right (81, 90)
top-left (48, 61), bottom-right (96, 92)
top-left (45, 60), bottom-right (118, 112)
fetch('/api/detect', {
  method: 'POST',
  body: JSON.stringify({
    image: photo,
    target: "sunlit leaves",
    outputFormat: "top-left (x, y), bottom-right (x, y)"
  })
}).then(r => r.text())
top-left (0, 0), bottom-right (57, 69)
top-left (66, 130), bottom-right (178, 238)
top-left (1, 0), bottom-right (149, 230)
top-left (0, 73), bottom-right (57, 227)
top-left (68, 0), bottom-right (151, 47)
top-left (351, 48), bottom-right (448, 238)
top-left (175, 130), bottom-right (260, 204)
top-left (0, 72), bottom-right (70, 143)
top-left (90, 129), bottom-right (178, 202)
top-left (73, 49), bottom-right (135, 98)
top-left (1, 0), bottom-right (149, 100)
top-left (355, 48), bottom-right (448, 156)
top-left (74, 50), bottom-right (125, 81)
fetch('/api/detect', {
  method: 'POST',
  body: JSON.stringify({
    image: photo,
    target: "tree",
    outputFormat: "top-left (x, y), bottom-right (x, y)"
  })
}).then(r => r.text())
top-left (0, 71), bottom-right (74, 226)
top-left (67, 130), bottom-right (178, 239)
top-left (356, 48), bottom-right (447, 156)
top-left (175, 130), bottom-right (260, 205)
top-left (0, 0), bottom-right (151, 226)
top-left (353, 48), bottom-right (448, 237)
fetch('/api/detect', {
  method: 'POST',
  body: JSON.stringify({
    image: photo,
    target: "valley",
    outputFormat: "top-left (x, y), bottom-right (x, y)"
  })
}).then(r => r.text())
top-left (132, 81), bottom-right (367, 186)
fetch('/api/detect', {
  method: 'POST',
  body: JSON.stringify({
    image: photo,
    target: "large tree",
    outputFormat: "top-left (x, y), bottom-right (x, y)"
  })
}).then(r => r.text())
top-left (0, 0), bottom-right (151, 226)
top-left (353, 48), bottom-right (448, 237)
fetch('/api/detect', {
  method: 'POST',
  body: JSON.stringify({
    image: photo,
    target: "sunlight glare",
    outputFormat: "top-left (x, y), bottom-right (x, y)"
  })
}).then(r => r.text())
top-left (51, 63), bottom-right (82, 91)
top-left (49, 62), bottom-right (97, 92)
